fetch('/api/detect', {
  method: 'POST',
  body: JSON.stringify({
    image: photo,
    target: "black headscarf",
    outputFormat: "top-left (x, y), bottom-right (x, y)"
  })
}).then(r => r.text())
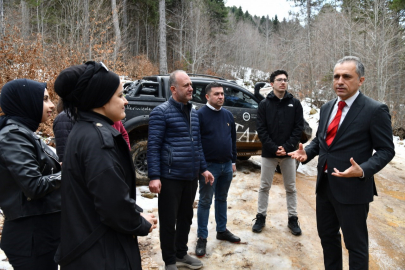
top-left (0, 79), bottom-right (46, 132)
top-left (54, 61), bottom-right (120, 120)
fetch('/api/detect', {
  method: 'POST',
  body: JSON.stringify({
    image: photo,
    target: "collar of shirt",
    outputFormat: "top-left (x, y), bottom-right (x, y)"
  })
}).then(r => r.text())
top-left (206, 103), bottom-right (222, 111)
top-left (337, 90), bottom-right (359, 109)
top-left (326, 90), bottom-right (360, 132)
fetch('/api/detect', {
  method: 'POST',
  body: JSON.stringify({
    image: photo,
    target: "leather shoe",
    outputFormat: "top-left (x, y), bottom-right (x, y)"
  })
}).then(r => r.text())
top-left (216, 229), bottom-right (240, 243)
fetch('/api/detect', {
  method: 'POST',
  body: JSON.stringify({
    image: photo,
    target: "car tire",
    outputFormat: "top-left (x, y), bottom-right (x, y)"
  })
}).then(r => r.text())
top-left (131, 139), bottom-right (149, 185)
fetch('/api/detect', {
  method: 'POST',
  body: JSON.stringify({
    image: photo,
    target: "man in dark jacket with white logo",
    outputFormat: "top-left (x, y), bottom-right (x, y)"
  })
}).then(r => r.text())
top-left (252, 70), bottom-right (304, 235)
top-left (148, 70), bottom-right (214, 270)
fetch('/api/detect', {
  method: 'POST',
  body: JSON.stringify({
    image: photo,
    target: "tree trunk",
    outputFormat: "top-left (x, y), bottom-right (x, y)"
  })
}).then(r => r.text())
top-left (36, 0), bottom-right (40, 33)
top-left (306, 0), bottom-right (314, 101)
top-left (123, 0), bottom-right (128, 29)
top-left (21, 0), bottom-right (29, 38)
top-left (111, 0), bottom-right (121, 61)
top-left (159, 0), bottom-right (168, 74)
top-left (0, 0), bottom-right (4, 38)
top-left (84, 0), bottom-right (91, 59)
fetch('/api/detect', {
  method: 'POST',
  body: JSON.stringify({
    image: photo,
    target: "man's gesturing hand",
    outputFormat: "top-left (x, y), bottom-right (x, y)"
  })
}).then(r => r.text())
top-left (149, 179), bottom-right (162, 194)
top-left (288, 143), bottom-right (308, 162)
top-left (331, 158), bottom-right (364, 178)
top-left (202, 170), bottom-right (214, 185)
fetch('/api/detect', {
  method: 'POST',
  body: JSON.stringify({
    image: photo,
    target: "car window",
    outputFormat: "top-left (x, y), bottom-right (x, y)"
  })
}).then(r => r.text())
top-left (192, 84), bottom-right (207, 104)
top-left (223, 86), bottom-right (258, 109)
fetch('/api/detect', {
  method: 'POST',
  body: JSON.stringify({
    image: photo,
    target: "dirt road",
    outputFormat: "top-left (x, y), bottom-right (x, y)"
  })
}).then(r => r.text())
top-left (139, 157), bottom-right (405, 270)
top-left (1, 156), bottom-right (404, 270)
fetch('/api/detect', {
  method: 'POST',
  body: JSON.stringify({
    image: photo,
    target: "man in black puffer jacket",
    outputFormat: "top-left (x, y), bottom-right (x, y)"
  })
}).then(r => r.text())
top-left (252, 70), bottom-right (304, 236)
top-left (148, 70), bottom-right (214, 270)
top-left (53, 109), bottom-right (74, 163)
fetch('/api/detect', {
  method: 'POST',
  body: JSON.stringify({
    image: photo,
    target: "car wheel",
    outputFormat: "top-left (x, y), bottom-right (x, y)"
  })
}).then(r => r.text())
top-left (131, 139), bottom-right (149, 185)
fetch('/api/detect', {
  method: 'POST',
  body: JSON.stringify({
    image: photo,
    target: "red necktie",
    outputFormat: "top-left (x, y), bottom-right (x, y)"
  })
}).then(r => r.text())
top-left (324, 101), bottom-right (346, 170)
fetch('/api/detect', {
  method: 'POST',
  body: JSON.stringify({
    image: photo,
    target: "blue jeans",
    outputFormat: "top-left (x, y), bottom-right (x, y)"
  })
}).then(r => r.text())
top-left (197, 161), bottom-right (233, 239)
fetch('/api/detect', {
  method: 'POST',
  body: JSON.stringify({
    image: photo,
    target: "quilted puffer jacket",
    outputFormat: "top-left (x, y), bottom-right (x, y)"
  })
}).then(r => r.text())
top-left (53, 111), bottom-right (74, 162)
top-left (147, 97), bottom-right (207, 181)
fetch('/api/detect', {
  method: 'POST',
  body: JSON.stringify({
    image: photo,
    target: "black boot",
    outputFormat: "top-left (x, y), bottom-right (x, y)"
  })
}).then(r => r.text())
top-left (288, 216), bottom-right (302, 236)
top-left (252, 213), bottom-right (266, 233)
top-left (195, 238), bottom-right (207, 257)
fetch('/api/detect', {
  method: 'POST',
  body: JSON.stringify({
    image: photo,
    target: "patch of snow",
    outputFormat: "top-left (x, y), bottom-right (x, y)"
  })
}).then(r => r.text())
top-left (136, 186), bottom-right (158, 212)
top-left (0, 249), bottom-right (12, 270)
top-left (227, 65), bottom-right (270, 92)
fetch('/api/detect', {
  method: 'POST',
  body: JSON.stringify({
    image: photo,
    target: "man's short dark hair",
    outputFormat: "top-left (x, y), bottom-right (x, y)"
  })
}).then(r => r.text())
top-left (270, 70), bottom-right (288, 83)
top-left (205, 81), bottom-right (223, 95)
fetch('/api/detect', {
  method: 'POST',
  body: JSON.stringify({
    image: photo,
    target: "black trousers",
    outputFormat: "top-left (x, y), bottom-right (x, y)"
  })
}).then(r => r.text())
top-left (7, 250), bottom-right (58, 270)
top-left (316, 174), bottom-right (370, 270)
top-left (158, 178), bottom-right (198, 265)
top-left (1, 212), bottom-right (60, 270)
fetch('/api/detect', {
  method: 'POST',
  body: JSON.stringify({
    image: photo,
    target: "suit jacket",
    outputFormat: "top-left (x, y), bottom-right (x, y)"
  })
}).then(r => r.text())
top-left (304, 92), bottom-right (395, 204)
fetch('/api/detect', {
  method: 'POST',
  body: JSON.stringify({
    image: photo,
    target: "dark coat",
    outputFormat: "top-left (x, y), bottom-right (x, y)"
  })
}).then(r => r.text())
top-left (0, 119), bottom-right (61, 221)
top-left (305, 93), bottom-right (395, 204)
top-left (147, 97), bottom-right (207, 181)
top-left (53, 111), bottom-right (131, 161)
top-left (57, 111), bottom-right (151, 270)
top-left (257, 91), bottom-right (304, 158)
top-left (53, 111), bottom-right (74, 162)
top-left (0, 119), bottom-right (61, 256)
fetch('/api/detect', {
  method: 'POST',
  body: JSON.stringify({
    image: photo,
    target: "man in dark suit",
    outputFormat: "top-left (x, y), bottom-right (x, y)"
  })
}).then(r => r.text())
top-left (289, 56), bottom-right (395, 270)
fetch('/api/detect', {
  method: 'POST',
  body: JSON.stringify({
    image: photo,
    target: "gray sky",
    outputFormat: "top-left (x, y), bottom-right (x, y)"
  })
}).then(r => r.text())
top-left (225, 0), bottom-right (299, 20)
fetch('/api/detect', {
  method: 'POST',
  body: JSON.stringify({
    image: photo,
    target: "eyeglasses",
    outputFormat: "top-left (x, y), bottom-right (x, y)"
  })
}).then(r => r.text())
top-left (275, 78), bottom-right (289, 83)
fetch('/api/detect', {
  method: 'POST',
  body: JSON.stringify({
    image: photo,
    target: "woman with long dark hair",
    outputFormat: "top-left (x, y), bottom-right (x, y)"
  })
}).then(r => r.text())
top-left (53, 61), bottom-right (157, 269)
top-left (0, 79), bottom-right (61, 270)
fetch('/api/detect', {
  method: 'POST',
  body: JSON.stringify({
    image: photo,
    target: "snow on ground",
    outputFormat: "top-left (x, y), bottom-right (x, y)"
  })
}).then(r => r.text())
top-left (296, 98), bottom-right (320, 177)
top-left (0, 249), bottom-right (11, 270)
top-left (137, 186), bottom-right (158, 211)
top-left (228, 65), bottom-right (270, 92)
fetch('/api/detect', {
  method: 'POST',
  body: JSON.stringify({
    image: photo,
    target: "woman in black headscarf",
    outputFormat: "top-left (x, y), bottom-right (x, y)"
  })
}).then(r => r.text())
top-left (53, 61), bottom-right (157, 269)
top-left (0, 79), bottom-right (61, 270)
